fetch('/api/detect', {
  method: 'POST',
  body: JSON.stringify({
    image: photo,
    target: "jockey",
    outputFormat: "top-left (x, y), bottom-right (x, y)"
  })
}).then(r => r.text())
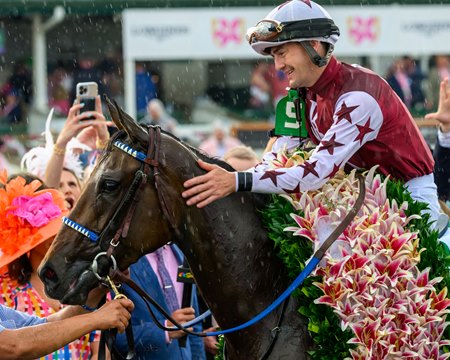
top-left (182, 0), bottom-right (450, 244)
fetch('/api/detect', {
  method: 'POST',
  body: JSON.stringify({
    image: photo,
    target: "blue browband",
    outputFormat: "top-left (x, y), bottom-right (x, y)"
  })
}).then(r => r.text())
top-left (63, 216), bottom-right (99, 242)
top-left (113, 140), bottom-right (147, 162)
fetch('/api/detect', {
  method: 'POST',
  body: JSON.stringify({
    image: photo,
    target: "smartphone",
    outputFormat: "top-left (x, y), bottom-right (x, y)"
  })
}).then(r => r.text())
top-left (76, 82), bottom-right (98, 120)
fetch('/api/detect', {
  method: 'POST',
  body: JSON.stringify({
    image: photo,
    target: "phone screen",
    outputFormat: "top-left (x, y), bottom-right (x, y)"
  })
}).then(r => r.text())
top-left (79, 97), bottom-right (96, 120)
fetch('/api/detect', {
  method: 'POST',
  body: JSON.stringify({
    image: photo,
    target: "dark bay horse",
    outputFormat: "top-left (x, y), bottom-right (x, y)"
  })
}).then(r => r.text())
top-left (39, 103), bottom-right (311, 359)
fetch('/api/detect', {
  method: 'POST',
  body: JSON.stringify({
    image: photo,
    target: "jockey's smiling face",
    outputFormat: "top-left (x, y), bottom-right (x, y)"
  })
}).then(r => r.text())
top-left (270, 41), bottom-right (326, 89)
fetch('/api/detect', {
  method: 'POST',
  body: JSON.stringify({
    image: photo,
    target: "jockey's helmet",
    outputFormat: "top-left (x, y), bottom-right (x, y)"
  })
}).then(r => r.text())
top-left (246, 0), bottom-right (340, 66)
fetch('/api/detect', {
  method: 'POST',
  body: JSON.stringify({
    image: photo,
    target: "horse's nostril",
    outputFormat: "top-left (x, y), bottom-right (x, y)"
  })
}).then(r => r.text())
top-left (41, 266), bottom-right (59, 284)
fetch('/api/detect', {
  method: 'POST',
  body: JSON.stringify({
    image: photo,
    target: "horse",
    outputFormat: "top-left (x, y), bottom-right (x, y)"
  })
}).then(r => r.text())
top-left (39, 102), bottom-right (312, 359)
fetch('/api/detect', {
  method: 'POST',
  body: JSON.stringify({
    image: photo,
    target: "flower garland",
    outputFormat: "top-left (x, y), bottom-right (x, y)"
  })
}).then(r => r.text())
top-left (265, 147), bottom-right (450, 359)
top-left (286, 167), bottom-right (450, 359)
top-left (215, 146), bottom-right (450, 359)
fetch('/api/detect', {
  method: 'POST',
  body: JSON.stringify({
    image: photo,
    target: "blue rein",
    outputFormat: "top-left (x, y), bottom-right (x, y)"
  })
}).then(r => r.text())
top-left (62, 139), bottom-right (365, 337)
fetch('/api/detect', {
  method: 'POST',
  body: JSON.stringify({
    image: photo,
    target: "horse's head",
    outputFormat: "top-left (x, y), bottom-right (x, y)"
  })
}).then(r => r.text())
top-left (39, 100), bottom-right (192, 304)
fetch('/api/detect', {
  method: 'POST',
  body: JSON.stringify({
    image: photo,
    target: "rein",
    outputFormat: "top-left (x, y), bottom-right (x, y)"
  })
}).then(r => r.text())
top-left (62, 126), bottom-right (366, 358)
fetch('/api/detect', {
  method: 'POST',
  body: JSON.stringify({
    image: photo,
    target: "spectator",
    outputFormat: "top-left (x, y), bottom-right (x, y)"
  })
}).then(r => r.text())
top-left (0, 173), bottom-right (101, 358)
top-left (70, 53), bottom-right (104, 104)
top-left (249, 63), bottom-right (272, 111)
top-left (403, 56), bottom-right (428, 114)
top-left (426, 55), bottom-right (450, 111)
top-left (223, 145), bottom-right (259, 171)
top-left (0, 136), bottom-right (25, 173)
top-left (0, 85), bottom-right (22, 123)
top-left (140, 98), bottom-right (179, 135)
top-left (266, 63), bottom-right (289, 106)
top-left (249, 62), bottom-right (289, 116)
top-left (8, 60), bottom-right (32, 105)
top-left (386, 57), bottom-right (413, 109)
top-left (136, 63), bottom-right (157, 120)
top-left (114, 244), bottom-right (206, 360)
top-left (45, 96), bottom-right (110, 188)
top-left (199, 120), bottom-right (242, 158)
top-left (48, 64), bottom-right (72, 116)
top-left (425, 77), bottom-right (450, 205)
top-left (21, 98), bottom-right (110, 208)
top-left (99, 48), bottom-right (124, 106)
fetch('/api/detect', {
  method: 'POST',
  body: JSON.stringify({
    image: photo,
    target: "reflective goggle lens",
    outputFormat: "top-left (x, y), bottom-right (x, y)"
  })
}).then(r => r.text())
top-left (246, 20), bottom-right (283, 44)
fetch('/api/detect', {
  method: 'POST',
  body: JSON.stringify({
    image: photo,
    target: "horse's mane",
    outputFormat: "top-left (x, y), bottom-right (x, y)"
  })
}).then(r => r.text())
top-left (160, 128), bottom-right (236, 171)
top-left (109, 127), bottom-right (271, 209)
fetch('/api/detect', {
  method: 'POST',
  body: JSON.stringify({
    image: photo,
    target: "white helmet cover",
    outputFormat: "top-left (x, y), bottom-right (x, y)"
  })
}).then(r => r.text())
top-left (248, 0), bottom-right (340, 55)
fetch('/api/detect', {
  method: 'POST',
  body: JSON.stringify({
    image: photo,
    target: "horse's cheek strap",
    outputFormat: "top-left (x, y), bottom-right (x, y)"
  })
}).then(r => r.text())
top-left (121, 173), bottom-right (148, 239)
top-left (99, 170), bottom-right (145, 250)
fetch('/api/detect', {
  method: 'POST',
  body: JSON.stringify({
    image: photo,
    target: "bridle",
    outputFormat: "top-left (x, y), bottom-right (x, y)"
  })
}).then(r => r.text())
top-left (64, 126), bottom-right (168, 258)
top-left (63, 126), bottom-right (209, 359)
top-left (63, 126), bottom-right (204, 328)
top-left (62, 125), bottom-right (367, 359)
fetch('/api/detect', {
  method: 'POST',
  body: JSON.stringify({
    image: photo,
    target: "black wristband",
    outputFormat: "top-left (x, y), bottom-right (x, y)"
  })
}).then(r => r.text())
top-left (237, 172), bottom-right (252, 192)
top-left (267, 128), bottom-right (276, 139)
top-left (81, 304), bottom-right (97, 312)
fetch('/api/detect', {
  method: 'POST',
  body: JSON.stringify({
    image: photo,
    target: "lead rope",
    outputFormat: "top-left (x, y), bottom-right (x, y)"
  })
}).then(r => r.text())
top-left (98, 277), bottom-right (136, 360)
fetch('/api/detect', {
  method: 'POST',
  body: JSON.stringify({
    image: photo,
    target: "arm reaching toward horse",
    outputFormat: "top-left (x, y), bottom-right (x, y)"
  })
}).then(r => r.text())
top-left (182, 159), bottom-right (236, 208)
top-left (0, 299), bottom-right (134, 360)
top-left (183, 91), bottom-right (384, 209)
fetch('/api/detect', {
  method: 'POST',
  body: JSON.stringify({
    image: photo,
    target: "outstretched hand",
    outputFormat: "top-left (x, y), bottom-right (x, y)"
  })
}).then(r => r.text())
top-left (76, 96), bottom-right (112, 150)
top-left (56, 96), bottom-right (112, 151)
top-left (182, 159), bottom-right (236, 208)
top-left (425, 77), bottom-right (450, 133)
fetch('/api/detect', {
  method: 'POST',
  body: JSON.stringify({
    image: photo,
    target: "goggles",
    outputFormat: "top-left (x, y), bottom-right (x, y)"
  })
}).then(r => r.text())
top-left (246, 18), bottom-right (340, 45)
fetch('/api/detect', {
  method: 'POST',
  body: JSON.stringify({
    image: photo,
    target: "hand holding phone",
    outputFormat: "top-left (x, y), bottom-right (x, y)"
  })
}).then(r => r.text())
top-left (76, 82), bottom-right (98, 120)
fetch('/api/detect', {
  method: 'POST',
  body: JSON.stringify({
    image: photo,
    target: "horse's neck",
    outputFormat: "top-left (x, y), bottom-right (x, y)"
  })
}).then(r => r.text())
top-left (177, 193), bottom-right (289, 329)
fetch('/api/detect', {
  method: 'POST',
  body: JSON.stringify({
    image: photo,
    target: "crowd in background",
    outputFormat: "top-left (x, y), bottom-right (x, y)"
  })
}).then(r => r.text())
top-left (2, 53), bottom-right (450, 127)
top-left (385, 55), bottom-right (450, 117)
top-left (0, 45), bottom-right (450, 360)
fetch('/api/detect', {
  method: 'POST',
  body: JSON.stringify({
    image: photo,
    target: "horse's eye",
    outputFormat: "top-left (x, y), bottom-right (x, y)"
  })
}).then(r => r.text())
top-left (101, 180), bottom-right (119, 192)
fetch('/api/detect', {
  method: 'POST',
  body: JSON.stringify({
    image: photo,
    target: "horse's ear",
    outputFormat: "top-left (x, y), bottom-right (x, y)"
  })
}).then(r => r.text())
top-left (107, 98), bottom-right (148, 145)
top-left (104, 95), bottom-right (124, 131)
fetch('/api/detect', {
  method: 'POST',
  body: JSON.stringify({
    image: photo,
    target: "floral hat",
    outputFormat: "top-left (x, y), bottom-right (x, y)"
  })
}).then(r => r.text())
top-left (0, 170), bottom-right (68, 269)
